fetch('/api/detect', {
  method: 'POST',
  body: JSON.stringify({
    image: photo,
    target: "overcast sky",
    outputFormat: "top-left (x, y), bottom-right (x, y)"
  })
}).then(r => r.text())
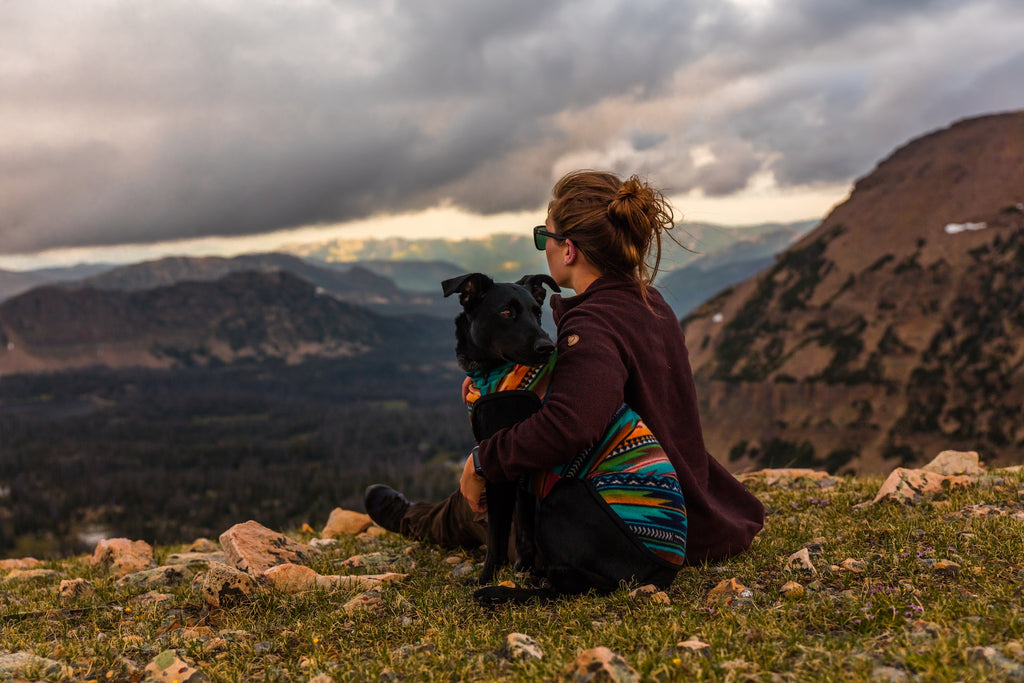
top-left (2, 0), bottom-right (1023, 263)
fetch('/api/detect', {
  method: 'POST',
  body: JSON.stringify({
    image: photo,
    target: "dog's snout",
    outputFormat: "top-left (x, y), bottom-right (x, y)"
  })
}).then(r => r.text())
top-left (534, 337), bottom-right (555, 355)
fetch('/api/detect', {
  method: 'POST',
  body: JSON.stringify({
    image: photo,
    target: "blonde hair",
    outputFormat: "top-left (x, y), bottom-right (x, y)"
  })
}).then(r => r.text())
top-left (548, 170), bottom-right (677, 296)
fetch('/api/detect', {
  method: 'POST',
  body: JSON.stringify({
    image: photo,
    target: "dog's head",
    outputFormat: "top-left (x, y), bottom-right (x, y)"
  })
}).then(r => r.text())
top-left (441, 273), bottom-right (560, 373)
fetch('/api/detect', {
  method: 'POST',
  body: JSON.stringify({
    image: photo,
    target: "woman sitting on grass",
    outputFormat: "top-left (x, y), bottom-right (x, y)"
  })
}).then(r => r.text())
top-left (365, 169), bottom-right (764, 591)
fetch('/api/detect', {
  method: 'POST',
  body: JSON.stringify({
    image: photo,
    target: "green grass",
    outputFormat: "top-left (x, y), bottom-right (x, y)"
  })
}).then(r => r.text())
top-left (2, 469), bottom-right (1023, 681)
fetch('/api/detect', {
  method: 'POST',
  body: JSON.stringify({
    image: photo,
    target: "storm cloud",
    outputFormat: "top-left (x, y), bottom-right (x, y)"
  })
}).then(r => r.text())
top-left (1, 0), bottom-right (1022, 254)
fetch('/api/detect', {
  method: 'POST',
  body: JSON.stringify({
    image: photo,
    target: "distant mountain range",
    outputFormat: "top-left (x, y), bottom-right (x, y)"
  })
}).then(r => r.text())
top-left (683, 110), bottom-right (1024, 473)
top-left (0, 270), bottom-right (450, 374)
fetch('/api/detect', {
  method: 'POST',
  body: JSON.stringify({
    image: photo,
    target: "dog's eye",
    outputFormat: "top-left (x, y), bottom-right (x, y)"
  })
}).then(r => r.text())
top-left (500, 308), bottom-right (514, 318)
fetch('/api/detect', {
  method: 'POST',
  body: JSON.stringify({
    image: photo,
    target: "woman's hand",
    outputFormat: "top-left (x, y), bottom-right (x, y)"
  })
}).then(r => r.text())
top-left (460, 452), bottom-right (487, 514)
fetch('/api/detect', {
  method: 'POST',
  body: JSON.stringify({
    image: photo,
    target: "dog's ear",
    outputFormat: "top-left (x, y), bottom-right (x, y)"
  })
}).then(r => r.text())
top-left (442, 273), bottom-right (495, 308)
top-left (515, 274), bottom-right (561, 306)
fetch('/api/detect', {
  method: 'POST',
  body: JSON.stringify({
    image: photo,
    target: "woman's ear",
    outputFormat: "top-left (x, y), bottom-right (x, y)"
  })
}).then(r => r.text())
top-left (564, 239), bottom-right (577, 265)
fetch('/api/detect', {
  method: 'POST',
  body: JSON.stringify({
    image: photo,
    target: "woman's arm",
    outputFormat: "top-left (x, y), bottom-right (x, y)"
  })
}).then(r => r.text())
top-left (474, 309), bottom-right (628, 481)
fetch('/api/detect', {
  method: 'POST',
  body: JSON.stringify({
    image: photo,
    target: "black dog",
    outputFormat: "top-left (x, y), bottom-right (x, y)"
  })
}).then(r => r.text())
top-left (441, 272), bottom-right (559, 586)
top-left (442, 272), bottom-right (687, 605)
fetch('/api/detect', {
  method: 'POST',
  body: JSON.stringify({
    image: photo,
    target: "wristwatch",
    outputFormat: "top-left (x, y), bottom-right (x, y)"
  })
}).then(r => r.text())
top-left (471, 445), bottom-right (485, 477)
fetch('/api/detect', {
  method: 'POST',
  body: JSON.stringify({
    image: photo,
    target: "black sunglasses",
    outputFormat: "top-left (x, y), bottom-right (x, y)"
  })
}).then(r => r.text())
top-left (533, 225), bottom-right (566, 250)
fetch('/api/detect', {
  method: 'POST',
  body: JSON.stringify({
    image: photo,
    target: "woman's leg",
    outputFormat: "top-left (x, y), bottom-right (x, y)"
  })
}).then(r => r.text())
top-left (365, 486), bottom-right (488, 549)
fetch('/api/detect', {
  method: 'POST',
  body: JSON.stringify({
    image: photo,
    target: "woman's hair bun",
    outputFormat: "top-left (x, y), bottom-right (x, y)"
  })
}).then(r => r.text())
top-left (607, 175), bottom-right (659, 227)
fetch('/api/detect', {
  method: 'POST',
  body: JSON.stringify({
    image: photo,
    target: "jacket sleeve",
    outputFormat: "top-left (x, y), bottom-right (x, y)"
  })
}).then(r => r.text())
top-left (475, 309), bottom-right (629, 481)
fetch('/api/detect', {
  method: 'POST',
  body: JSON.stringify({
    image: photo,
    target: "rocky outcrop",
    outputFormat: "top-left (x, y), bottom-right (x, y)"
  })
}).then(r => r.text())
top-left (90, 538), bottom-right (155, 577)
top-left (684, 111), bottom-right (1024, 473)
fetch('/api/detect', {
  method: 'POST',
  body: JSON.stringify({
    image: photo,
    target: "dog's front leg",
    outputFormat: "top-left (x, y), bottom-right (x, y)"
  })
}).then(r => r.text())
top-left (513, 485), bottom-right (537, 574)
top-left (479, 481), bottom-right (516, 585)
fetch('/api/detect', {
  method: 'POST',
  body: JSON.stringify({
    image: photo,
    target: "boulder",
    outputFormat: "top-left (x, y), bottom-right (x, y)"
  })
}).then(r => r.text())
top-left (90, 538), bottom-right (155, 577)
top-left (859, 468), bottom-right (972, 506)
top-left (187, 538), bottom-right (220, 553)
top-left (3, 568), bottom-right (62, 584)
top-left (198, 561), bottom-right (258, 608)
top-left (0, 557), bottom-right (42, 571)
top-left (117, 565), bottom-right (193, 589)
top-left (923, 450), bottom-right (984, 476)
top-left (219, 520), bottom-right (319, 576)
top-left (321, 508), bottom-right (374, 538)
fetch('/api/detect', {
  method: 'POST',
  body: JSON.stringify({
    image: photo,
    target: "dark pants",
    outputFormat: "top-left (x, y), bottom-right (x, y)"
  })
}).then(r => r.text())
top-left (400, 489), bottom-right (489, 549)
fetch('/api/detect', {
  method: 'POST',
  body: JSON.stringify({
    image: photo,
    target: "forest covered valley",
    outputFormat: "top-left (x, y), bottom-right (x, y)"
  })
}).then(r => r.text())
top-left (0, 352), bottom-right (475, 559)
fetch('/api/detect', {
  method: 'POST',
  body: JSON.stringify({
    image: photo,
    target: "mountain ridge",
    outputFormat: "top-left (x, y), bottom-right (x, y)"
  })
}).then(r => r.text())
top-left (0, 270), bottom-right (450, 374)
top-left (682, 110), bottom-right (1024, 473)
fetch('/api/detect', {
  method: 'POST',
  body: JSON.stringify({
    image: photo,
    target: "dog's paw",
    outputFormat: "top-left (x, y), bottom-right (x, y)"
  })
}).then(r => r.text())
top-left (472, 585), bottom-right (557, 606)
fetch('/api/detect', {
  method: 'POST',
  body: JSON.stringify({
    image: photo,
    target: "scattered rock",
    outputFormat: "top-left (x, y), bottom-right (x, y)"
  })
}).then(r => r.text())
top-left (803, 537), bottom-right (826, 555)
top-left (308, 675), bottom-right (334, 683)
top-left (675, 637), bottom-right (711, 655)
top-left (58, 578), bottom-right (95, 602)
top-left (343, 590), bottom-right (384, 616)
top-left (198, 561), bottom-right (258, 608)
top-left (321, 507), bottom-right (374, 538)
top-left (786, 548), bottom-right (816, 574)
top-left (923, 450), bottom-right (985, 476)
top-left (360, 525), bottom-right (389, 540)
top-left (187, 538), bottom-right (220, 553)
top-left (309, 538), bottom-right (339, 550)
top-left (871, 665), bottom-right (909, 682)
top-left (263, 563), bottom-right (320, 593)
top-left (707, 578), bottom-right (749, 605)
top-left (965, 646), bottom-right (1024, 679)
top-left (839, 558), bottom-right (866, 573)
top-left (0, 557), bottom-right (42, 571)
top-left (500, 633), bottom-right (544, 661)
top-left (263, 562), bottom-right (408, 594)
top-left (629, 584), bottom-right (671, 604)
top-left (2, 568), bottom-right (62, 584)
top-left (337, 552), bottom-right (405, 571)
top-left (953, 502), bottom-right (1024, 520)
top-left (118, 564), bottom-right (193, 589)
top-left (780, 581), bottom-right (805, 599)
top-left (452, 561), bottom-right (476, 579)
top-left (165, 551), bottom-right (228, 568)
top-left (0, 651), bottom-right (67, 679)
top-left (144, 649), bottom-right (209, 682)
top-left (91, 538), bottom-right (155, 577)
top-left (932, 560), bottom-right (961, 577)
top-left (331, 572), bottom-right (408, 591)
top-left (737, 469), bottom-right (838, 489)
top-left (563, 647), bottom-right (639, 683)
top-left (392, 643), bottom-right (438, 660)
top-left (219, 520), bottom-right (319, 576)
top-left (859, 468), bottom-right (972, 506)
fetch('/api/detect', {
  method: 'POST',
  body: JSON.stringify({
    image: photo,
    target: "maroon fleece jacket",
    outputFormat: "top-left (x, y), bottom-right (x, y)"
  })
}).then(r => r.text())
top-left (475, 275), bottom-right (765, 564)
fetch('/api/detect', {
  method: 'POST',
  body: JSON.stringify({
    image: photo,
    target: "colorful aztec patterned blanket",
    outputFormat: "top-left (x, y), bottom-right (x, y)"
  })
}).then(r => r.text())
top-left (465, 351), bottom-right (688, 566)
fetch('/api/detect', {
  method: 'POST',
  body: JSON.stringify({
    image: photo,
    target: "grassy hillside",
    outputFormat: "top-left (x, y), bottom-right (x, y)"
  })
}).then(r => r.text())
top-left (2, 467), bottom-right (1022, 681)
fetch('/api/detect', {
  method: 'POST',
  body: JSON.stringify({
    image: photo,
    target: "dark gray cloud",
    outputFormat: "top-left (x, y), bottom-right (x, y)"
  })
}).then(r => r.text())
top-left (1, 0), bottom-right (1023, 254)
